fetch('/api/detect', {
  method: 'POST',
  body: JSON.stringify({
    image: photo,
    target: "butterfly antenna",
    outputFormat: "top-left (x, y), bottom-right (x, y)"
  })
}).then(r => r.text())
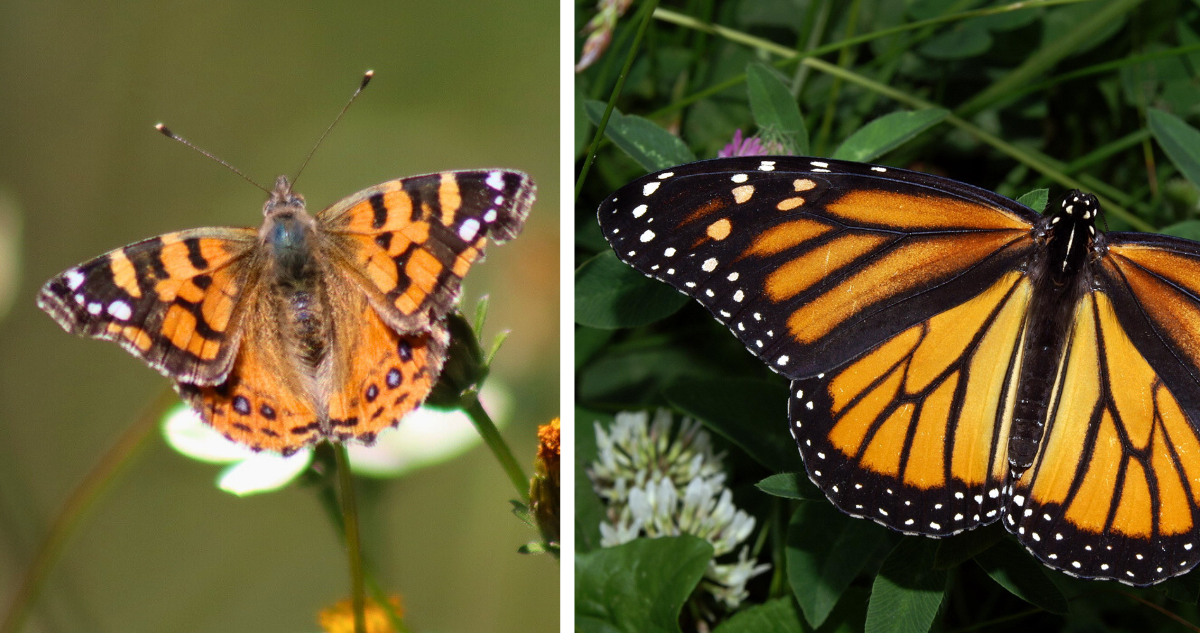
top-left (291, 70), bottom-right (374, 187)
top-left (155, 123), bottom-right (270, 194)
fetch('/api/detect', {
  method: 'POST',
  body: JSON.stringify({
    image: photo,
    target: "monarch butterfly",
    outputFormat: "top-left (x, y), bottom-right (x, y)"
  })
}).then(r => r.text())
top-left (597, 156), bottom-right (1200, 586)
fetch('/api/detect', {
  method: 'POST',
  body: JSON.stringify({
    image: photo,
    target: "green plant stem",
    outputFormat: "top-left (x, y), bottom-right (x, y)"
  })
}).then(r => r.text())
top-left (0, 388), bottom-right (174, 633)
top-left (334, 444), bottom-right (367, 633)
top-left (576, 0), bottom-right (660, 201)
top-left (463, 393), bottom-right (528, 497)
top-left (813, 0), bottom-right (861, 155)
top-left (311, 460), bottom-right (407, 633)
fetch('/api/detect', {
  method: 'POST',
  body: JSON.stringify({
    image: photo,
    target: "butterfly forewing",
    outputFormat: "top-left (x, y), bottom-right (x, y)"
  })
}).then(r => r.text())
top-left (319, 169), bottom-right (534, 332)
top-left (597, 157), bottom-right (1039, 378)
top-left (39, 227), bottom-right (259, 385)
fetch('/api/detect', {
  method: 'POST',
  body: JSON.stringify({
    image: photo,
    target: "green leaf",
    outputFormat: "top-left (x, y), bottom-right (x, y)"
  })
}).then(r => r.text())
top-left (713, 597), bottom-right (804, 633)
top-left (576, 326), bottom-right (615, 370)
top-left (1149, 108), bottom-right (1200, 189)
top-left (832, 109), bottom-right (948, 163)
top-left (664, 378), bottom-right (797, 472)
top-left (1162, 219), bottom-right (1200, 241)
top-left (579, 346), bottom-right (715, 404)
top-left (932, 523), bottom-right (1005, 570)
top-left (919, 24), bottom-right (992, 60)
top-left (865, 538), bottom-right (947, 633)
top-left (973, 538), bottom-right (1069, 614)
top-left (787, 503), bottom-right (889, 628)
top-left (1015, 188), bottom-right (1049, 213)
top-left (575, 251), bottom-right (689, 329)
top-left (584, 100), bottom-right (696, 171)
top-left (576, 536), bottom-right (714, 633)
top-left (756, 472), bottom-right (823, 501)
top-left (575, 407), bottom-right (610, 552)
top-left (746, 63), bottom-right (809, 154)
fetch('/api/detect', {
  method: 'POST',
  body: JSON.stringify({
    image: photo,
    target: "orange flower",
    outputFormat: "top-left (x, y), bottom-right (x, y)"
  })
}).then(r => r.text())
top-left (318, 595), bottom-right (404, 633)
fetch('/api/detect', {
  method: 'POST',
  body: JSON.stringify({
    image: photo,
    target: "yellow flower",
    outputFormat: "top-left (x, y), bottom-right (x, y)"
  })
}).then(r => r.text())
top-left (318, 595), bottom-right (404, 633)
top-left (530, 418), bottom-right (560, 546)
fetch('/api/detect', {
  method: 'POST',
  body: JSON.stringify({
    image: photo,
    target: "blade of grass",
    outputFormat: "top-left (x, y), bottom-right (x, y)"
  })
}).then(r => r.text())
top-left (647, 0), bottom-right (1088, 120)
top-left (955, 0), bottom-right (1148, 118)
top-left (576, 0), bottom-right (661, 201)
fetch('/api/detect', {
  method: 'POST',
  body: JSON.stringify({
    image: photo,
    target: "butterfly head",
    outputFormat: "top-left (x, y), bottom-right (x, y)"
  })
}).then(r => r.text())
top-left (263, 175), bottom-right (307, 217)
top-left (1044, 189), bottom-right (1101, 280)
top-left (261, 175), bottom-right (317, 279)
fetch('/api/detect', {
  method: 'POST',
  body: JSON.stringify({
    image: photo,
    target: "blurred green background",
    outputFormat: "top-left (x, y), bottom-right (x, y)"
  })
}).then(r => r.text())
top-left (0, 1), bottom-right (559, 631)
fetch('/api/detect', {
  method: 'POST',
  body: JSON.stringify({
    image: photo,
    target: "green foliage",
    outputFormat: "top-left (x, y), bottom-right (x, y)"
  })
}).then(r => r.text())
top-left (576, 536), bottom-right (714, 633)
top-left (575, 251), bottom-right (690, 328)
top-left (576, 1), bottom-right (1200, 631)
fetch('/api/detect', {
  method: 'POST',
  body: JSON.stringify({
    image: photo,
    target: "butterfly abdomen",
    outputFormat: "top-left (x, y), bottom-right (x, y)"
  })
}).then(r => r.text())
top-left (1008, 192), bottom-right (1099, 471)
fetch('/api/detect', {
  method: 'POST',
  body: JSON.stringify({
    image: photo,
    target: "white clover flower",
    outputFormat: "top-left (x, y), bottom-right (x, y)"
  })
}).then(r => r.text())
top-left (589, 409), bottom-right (770, 610)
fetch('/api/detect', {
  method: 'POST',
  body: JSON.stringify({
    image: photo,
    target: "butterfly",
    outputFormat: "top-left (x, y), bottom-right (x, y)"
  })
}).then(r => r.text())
top-left (41, 169), bottom-right (534, 456)
top-left (598, 155), bottom-right (1200, 586)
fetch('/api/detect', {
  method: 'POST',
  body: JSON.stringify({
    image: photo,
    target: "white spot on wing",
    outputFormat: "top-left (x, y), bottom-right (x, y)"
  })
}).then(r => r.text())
top-left (702, 258), bottom-right (718, 272)
top-left (643, 182), bottom-right (661, 196)
top-left (107, 300), bottom-right (132, 321)
top-left (731, 174), bottom-right (748, 183)
top-left (486, 171), bottom-right (505, 190)
top-left (632, 204), bottom-right (648, 218)
top-left (66, 269), bottom-right (85, 290)
top-left (459, 218), bottom-right (481, 241)
top-left (640, 230), bottom-right (655, 242)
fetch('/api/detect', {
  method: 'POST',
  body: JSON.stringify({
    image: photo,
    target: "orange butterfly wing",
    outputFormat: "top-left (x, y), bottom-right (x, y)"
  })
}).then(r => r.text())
top-left (792, 270), bottom-right (1032, 536)
top-left (324, 300), bottom-right (449, 445)
top-left (319, 170), bottom-right (534, 331)
top-left (39, 228), bottom-right (259, 385)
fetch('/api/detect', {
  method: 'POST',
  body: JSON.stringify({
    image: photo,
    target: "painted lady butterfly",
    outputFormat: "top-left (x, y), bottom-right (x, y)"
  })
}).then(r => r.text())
top-left (40, 169), bottom-right (534, 456)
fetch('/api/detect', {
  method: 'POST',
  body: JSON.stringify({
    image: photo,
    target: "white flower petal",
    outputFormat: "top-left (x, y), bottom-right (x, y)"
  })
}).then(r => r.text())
top-left (346, 383), bottom-right (511, 477)
top-left (162, 404), bottom-right (253, 464)
top-left (217, 449), bottom-right (313, 496)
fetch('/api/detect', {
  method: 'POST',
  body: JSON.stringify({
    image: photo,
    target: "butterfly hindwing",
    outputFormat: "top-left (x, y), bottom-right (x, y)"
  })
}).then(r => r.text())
top-left (319, 169), bottom-right (534, 332)
top-left (324, 288), bottom-right (450, 444)
top-left (1011, 289), bottom-right (1200, 584)
top-left (598, 157), bottom-right (1039, 378)
top-left (38, 228), bottom-right (259, 385)
top-left (792, 269), bottom-right (1032, 536)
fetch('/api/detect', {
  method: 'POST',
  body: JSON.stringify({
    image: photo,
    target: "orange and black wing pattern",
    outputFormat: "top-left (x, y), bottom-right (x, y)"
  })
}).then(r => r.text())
top-left (1005, 238), bottom-right (1200, 583)
top-left (318, 170), bottom-right (534, 332)
top-left (324, 285), bottom-right (450, 446)
top-left (791, 269), bottom-right (1032, 537)
top-left (599, 156), bottom-right (1200, 586)
top-left (38, 227), bottom-right (259, 385)
top-left (597, 157), bottom-right (1038, 377)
